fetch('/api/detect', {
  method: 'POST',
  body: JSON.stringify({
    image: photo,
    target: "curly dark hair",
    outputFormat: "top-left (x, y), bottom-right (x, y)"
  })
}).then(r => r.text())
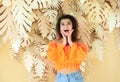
top-left (56, 14), bottom-right (79, 42)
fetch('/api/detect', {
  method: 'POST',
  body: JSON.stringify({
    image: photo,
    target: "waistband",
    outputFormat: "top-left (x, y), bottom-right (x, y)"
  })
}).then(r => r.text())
top-left (56, 70), bottom-right (81, 77)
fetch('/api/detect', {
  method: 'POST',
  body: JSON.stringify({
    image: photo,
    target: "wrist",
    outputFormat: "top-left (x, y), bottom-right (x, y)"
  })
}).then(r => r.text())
top-left (68, 41), bottom-right (72, 46)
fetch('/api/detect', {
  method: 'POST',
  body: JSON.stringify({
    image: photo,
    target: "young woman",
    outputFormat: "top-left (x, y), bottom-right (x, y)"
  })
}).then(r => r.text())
top-left (46, 14), bottom-right (88, 82)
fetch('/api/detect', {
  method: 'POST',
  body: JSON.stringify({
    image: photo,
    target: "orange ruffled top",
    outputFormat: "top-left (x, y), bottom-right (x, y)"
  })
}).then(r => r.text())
top-left (46, 41), bottom-right (88, 70)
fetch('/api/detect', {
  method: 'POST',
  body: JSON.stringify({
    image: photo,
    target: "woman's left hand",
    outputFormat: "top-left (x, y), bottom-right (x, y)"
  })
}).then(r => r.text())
top-left (68, 29), bottom-right (74, 46)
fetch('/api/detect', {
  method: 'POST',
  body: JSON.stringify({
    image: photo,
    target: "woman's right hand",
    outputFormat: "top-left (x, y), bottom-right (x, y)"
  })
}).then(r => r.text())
top-left (61, 31), bottom-right (67, 47)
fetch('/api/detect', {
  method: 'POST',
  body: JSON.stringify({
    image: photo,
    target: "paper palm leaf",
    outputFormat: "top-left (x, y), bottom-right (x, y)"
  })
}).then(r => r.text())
top-left (94, 24), bottom-right (105, 40)
top-left (0, 5), bottom-right (16, 42)
top-left (33, 34), bottom-right (48, 56)
top-left (92, 39), bottom-right (104, 61)
top-left (25, 0), bottom-right (61, 9)
top-left (21, 34), bottom-right (34, 47)
top-left (81, 0), bottom-right (109, 24)
top-left (42, 9), bottom-right (57, 40)
top-left (77, 15), bottom-right (91, 46)
top-left (9, 46), bottom-right (25, 62)
top-left (37, 13), bottom-right (50, 38)
top-left (11, 0), bottom-right (34, 37)
top-left (105, 0), bottom-right (118, 10)
top-left (61, 0), bottom-right (73, 14)
top-left (107, 10), bottom-right (120, 32)
top-left (43, 9), bottom-right (58, 23)
top-left (35, 59), bottom-right (46, 79)
top-left (23, 51), bottom-right (35, 73)
top-left (28, 65), bottom-right (48, 82)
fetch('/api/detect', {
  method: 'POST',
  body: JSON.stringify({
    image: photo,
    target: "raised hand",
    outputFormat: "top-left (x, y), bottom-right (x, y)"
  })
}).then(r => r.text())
top-left (61, 31), bottom-right (67, 47)
top-left (68, 29), bottom-right (74, 46)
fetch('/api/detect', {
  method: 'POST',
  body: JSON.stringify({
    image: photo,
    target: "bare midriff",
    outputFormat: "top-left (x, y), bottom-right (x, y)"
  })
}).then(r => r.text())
top-left (57, 68), bottom-right (79, 74)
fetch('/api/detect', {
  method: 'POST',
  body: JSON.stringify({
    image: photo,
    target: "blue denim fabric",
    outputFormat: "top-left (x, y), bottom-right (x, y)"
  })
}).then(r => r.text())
top-left (56, 70), bottom-right (84, 82)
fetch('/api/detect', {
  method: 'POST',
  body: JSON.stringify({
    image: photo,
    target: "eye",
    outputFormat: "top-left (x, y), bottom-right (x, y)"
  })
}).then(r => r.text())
top-left (60, 22), bottom-right (65, 26)
top-left (67, 21), bottom-right (72, 25)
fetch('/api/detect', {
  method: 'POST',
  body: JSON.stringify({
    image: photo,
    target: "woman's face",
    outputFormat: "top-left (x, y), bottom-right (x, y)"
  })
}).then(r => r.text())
top-left (60, 18), bottom-right (73, 37)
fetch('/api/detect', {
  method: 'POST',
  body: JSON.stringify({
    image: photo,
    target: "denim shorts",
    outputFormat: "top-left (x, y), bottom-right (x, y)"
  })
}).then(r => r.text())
top-left (56, 70), bottom-right (84, 82)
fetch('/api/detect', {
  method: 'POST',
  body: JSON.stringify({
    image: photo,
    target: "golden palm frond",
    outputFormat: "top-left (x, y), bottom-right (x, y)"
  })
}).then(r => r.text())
top-left (23, 50), bottom-right (35, 73)
top-left (35, 59), bottom-right (46, 79)
top-left (0, 5), bottom-right (16, 42)
top-left (37, 13), bottom-right (50, 38)
top-left (107, 9), bottom-right (120, 32)
top-left (25, 0), bottom-right (61, 9)
top-left (21, 34), bottom-right (34, 47)
top-left (9, 46), bottom-right (25, 62)
top-left (43, 9), bottom-right (58, 23)
top-left (92, 39), bottom-right (104, 61)
top-left (61, 0), bottom-right (73, 14)
top-left (33, 34), bottom-right (48, 56)
top-left (28, 65), bottom-right (48, 82)
top-left (94, 24), bottom-right (105, 40)
top-left (77, 15), bottom-right (91, 46)
top-left (81, 0), bottom-right (109, 24)
top-left (11, 0), bottom-right (35, 38)
top-left (105, 0), bottom-right (118, 10)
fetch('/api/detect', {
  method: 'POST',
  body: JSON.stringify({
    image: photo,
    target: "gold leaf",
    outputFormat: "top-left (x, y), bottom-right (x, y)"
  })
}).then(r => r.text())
top-left (61, 0), bottom-right (73, 14)
top-left (37, 13), bottom-right (50, 38)
top-left (77, 15), bottom-right (91, 46)
top-left (81, 1), bottom-right (109, 24)
top-left (11, 0), bottom-right (35, 37)
top-left (92, 39), bottom-right (104, 61)
top-left (35, 59), bottom-right (46, 79)
top-left (94, 24), bottom-right (105, 40)
top-left (0, 5), bottom-right (16, 42)
top-left (25, 0), bottom-right (61, 9)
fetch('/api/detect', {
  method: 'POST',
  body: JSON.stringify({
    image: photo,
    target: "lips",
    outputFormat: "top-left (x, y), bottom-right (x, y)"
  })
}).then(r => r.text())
top-left (64, 30), bottom-right (69, 32)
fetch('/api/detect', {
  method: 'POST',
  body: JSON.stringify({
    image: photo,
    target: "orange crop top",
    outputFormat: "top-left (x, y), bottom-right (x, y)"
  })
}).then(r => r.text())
top-left (46, 41), bottom-right (88, 70)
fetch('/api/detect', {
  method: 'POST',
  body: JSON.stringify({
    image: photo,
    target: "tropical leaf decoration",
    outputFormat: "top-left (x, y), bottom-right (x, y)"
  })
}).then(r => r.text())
top-left (24, 51), bottom-right (35, 73)
top-left (105, 0), bottom-right (118, 10)
top-left (11, 0), bottom-right (35, 38)
top-left (33, 34), bottom-right (48, 56)
top-left (37, 13), bottom-right (50, 38)
top-left (77, 15), bottom-right (91, 46)
top-left (92, 39), bottom-right (104, 61)
top-left (94, 24), bottom-right (105, 40)
top-left (1, 0), bottom-right (120, 82)
top-left (35, 59), bottom-right (46, 79)
top-left (25, 0), bottom-right (61, 9)
top-left (80, 0), bottom-right (109, 24)
top-left (0, 5), bottom-right (16, 42)
top-left (107, 10), bottom-right (120, 32)
top-left (61, 0), bottom-right (81, 15)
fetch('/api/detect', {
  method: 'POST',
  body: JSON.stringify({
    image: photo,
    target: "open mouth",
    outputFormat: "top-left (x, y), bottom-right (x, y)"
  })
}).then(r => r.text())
top-left (64, 30), bottom-right (69, 32)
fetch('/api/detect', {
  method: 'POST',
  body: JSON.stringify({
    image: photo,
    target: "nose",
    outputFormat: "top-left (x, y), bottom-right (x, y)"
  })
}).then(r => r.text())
top-left (65, 24), bottom-right (69, 28)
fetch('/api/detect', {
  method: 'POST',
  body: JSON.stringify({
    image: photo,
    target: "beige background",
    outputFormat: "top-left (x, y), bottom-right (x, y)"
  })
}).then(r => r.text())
top-left (0, 29), bottom-right (120, 82)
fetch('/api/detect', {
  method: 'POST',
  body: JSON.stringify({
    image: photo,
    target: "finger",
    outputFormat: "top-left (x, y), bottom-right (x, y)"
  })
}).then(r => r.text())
top-left (61, 31), bottom-right (65, 38)
top-left (69, 29), bottom-right (74, 36)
